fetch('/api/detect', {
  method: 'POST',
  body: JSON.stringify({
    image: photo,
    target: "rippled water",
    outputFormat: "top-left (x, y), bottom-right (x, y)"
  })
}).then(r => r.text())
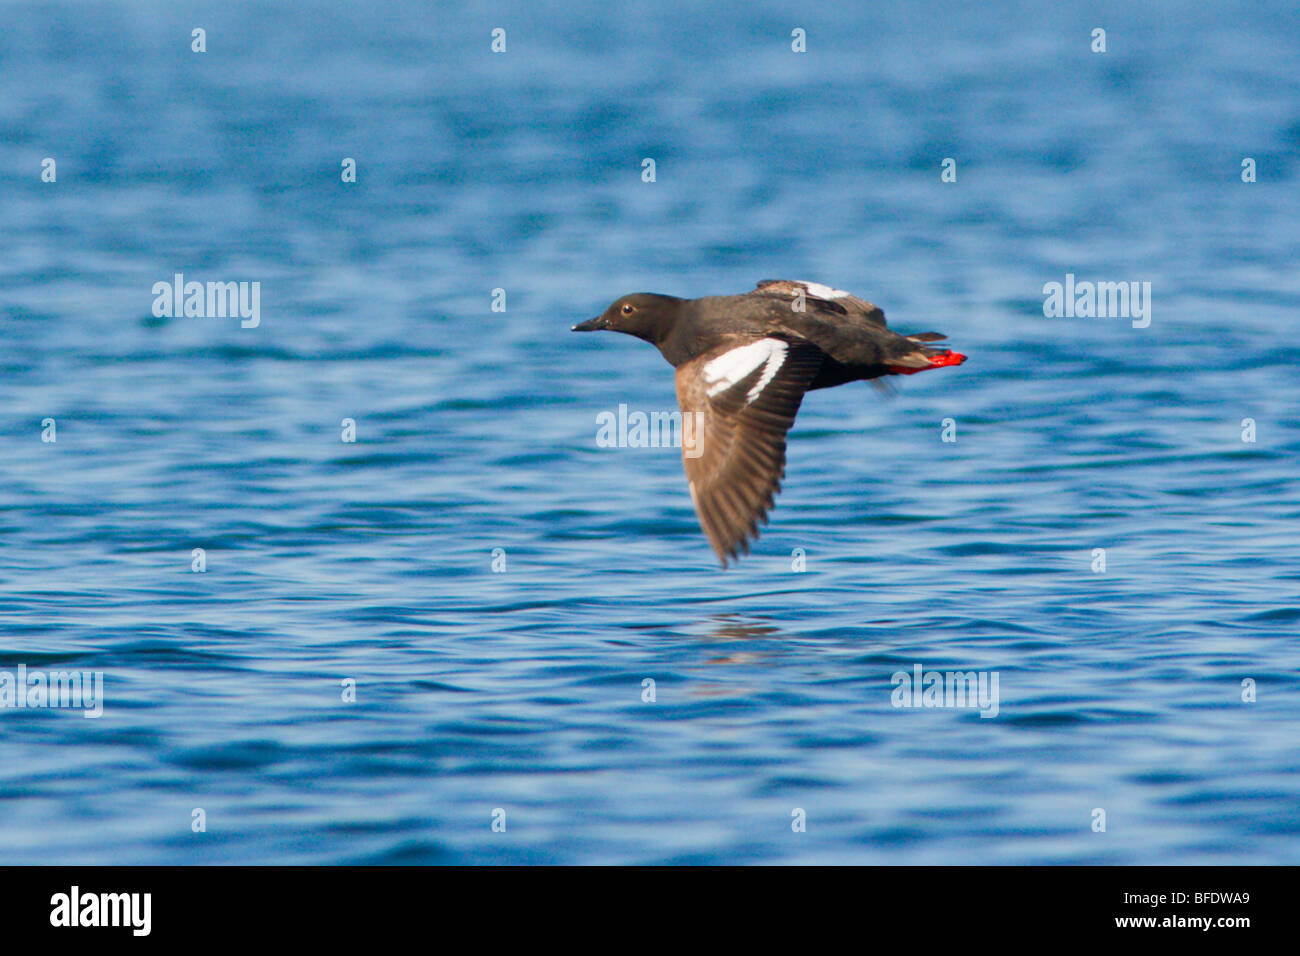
top-left (1, 0), bottom-right (1298, 864)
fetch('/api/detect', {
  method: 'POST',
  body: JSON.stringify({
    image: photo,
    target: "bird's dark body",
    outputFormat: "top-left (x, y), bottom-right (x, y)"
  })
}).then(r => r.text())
top-left (649, 293), bottom-right (918, 377)
top-left (573, 279), bottom-right (967, 564)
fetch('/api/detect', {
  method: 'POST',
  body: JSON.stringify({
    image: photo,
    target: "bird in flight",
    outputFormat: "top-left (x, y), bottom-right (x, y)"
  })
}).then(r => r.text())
top-left (573, 279), bottom-right (966, 565)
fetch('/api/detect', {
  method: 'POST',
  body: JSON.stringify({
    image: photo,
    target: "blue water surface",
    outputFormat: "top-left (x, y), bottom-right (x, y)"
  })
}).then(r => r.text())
top-left (1, 0), bottom-right (1298, 864)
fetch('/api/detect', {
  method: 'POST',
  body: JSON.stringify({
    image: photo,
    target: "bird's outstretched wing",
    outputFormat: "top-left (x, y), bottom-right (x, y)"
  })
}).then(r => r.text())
top-left (674, 336), bottom-right (824, 565)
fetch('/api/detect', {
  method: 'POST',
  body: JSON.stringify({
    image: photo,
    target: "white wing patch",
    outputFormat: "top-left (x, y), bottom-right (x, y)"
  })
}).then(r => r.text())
top-left (797, 280), bottom-right (850, 299)
top-left (703, 338), bottom-right (788, 404)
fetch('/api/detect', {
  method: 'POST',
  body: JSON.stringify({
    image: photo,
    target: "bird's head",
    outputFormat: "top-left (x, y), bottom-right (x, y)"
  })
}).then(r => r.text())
top-left (572, 293), bottom-right (681, 343)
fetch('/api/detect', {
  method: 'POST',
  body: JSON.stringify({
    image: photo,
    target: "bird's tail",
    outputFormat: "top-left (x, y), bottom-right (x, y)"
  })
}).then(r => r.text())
top-left (884, 333), bottom-right (967, 376)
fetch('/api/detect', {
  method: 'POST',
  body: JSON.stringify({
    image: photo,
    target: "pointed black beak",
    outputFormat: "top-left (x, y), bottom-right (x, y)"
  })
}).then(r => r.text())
top-left (571, 316), bottom-right (605, 332)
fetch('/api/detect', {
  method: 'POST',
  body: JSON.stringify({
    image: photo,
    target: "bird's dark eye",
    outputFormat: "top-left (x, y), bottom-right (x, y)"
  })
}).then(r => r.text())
top-left (621, 303), bottom-right (634, 315)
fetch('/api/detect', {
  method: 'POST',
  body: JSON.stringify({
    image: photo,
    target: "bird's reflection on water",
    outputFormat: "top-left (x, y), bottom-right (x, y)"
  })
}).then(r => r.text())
top-left (688, 615), bottom-right (787, 687)
top-left (703, 614), bottom-right (784, 643)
